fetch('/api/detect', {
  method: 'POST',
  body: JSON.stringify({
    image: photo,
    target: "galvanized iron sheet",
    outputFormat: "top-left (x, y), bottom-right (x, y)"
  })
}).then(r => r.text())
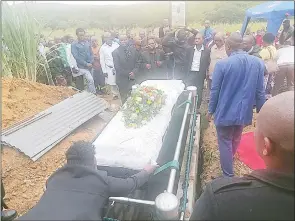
top-left (1, 91), bottom-right (108, 161)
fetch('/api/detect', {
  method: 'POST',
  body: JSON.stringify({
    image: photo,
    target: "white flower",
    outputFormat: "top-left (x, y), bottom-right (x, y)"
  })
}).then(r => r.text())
top-left (150, 96), bottom-right (155, 101)
top-left (135, 97), bottom-right (142, 102)
top-left (130, 113), bottom-right (137, 120)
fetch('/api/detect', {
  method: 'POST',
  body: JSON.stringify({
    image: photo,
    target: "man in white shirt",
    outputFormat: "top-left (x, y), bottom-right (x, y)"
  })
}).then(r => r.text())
top-left (273, 38), bottom-right (294, 95)
top-left (185, 33), bottom-right (210, 109)
top-left (100, 32), bottom-right (120, 98)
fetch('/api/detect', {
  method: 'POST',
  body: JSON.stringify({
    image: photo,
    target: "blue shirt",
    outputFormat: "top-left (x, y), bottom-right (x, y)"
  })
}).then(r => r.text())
top-left (209, 50), bottom-right (266, 126)
top-left (71, 40), bottom-right (93, 69)
top-left (201, 27), bottom-right (214, 45)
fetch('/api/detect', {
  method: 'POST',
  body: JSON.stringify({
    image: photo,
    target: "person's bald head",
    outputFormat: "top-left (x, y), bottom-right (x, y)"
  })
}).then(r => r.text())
top-left (225, 32), bottom-right (243, 56)
top-left (119, 34), bottom-right (128, 46)
top-left (214, 32), bottom-right (225, 48)
top-left (243, 35), bottom-right (256, 52)
top-left (255, 91), bottom-right (294, 172)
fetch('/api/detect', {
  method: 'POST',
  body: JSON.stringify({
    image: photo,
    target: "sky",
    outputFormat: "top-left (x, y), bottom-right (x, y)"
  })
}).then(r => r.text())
top-left (6, 1), bottom-right (150, 6)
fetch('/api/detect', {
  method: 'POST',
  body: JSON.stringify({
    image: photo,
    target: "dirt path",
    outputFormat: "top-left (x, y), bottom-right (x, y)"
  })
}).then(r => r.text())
top-left (199, 92), bottom-right (255, 189)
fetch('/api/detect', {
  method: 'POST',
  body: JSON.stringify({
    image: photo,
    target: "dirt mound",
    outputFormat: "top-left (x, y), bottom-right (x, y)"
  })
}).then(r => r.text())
top-left (2, 77), bottom-right (76, 129)
top-left (1, 78), bottom-right (108, 216)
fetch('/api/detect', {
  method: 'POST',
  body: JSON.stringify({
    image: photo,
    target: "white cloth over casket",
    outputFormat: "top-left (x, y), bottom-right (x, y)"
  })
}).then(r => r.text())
top-left (94, 80), bottom-right (185, 170)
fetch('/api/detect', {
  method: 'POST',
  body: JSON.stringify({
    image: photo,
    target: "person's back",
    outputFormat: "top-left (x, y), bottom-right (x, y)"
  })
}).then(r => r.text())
top-left (277, 45), bottom-right (294, 66)
top-left (192, 91), bottom-right (294, 220)
top-left (190, 170), bottom-right (294, 220)
top-left (210, 51), bottom-right (265, 126)
top-left (18, 141), bottom-right (157, 220)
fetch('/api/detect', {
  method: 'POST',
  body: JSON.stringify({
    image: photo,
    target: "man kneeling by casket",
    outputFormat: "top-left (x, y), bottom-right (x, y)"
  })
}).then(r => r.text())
top-left (18, 141), bottom-right (157, 220)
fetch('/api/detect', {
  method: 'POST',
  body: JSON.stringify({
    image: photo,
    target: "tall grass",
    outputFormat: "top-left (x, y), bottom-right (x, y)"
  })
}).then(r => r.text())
top-left (2, 2), bottom-right (53, 84)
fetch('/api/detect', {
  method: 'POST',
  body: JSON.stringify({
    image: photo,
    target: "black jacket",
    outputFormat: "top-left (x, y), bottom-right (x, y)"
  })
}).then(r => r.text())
top-left (190, 170), bottom-right (294, 220)
top-left (162, 32), bottom-right (195, 68)
top-left (18, 165), bottom-right (150, 220)
top-left (136, 49), bottom-right (167, 83)
top-left (185, 46), bottom-right (211, 76)
top-left (112, 46), bottom-right (140, 78)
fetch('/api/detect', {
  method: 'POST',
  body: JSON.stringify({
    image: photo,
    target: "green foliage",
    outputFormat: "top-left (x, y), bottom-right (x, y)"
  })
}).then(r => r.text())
top-left (2, 2), bottom-right (54, 84)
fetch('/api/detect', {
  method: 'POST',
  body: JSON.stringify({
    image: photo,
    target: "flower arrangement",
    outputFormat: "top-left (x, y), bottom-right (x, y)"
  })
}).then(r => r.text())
top-left (122, 85), bottom-right (167, 128)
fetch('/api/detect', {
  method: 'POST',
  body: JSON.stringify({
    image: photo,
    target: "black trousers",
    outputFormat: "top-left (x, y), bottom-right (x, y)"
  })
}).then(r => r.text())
top-left (116, 75), bottom-right (134, 103)
top-left (74, 75), bottom-right (84, 91)
top-left (184, 71), bottom-right (206, 109)
top-left (93, 69), bottom-right (105, 88)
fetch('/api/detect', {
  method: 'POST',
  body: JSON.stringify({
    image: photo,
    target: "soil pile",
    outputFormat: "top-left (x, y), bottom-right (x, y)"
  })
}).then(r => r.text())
top-left (2, 77), bottom-right (76, 129)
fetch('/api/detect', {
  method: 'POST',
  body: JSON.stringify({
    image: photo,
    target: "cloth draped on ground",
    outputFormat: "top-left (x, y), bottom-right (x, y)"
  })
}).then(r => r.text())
top-left (237, 132), bottom-right (266, 170)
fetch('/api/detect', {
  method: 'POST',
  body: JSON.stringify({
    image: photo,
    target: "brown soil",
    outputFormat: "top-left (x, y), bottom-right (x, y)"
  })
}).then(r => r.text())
top-left (199, 95), bottom-right (255, 189)
top-left (2, 77), bottom-right (76, 129)
top-left (1, 78), bottom-right (119, 216)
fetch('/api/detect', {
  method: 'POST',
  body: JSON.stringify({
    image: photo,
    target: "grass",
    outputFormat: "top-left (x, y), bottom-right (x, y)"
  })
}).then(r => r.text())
top-left (2, 2), bottom-right (53, 84)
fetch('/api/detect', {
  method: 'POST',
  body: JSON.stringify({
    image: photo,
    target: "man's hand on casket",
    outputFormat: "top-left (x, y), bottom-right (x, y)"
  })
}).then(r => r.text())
top-left (143, 163), bottom-right (158, 174)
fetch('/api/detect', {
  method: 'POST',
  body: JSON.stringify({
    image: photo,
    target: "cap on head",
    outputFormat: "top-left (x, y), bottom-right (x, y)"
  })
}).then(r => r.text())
top-left (66, 141), bottom-right (97, 168)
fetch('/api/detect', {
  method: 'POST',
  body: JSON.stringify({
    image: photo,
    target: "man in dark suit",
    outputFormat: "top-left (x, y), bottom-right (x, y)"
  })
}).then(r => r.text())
top-left (112, 35), bottom-right (140, 103)
top-left (185, 33), bottom-right (211, 110)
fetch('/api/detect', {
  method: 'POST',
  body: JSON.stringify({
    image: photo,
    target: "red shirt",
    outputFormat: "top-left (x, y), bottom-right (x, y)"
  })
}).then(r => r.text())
top-left (256, 35), bottom-right (263, 47)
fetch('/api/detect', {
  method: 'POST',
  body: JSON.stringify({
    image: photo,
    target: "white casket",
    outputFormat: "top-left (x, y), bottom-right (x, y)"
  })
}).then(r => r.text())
top-left (94, 80), bottom-right (185, 170)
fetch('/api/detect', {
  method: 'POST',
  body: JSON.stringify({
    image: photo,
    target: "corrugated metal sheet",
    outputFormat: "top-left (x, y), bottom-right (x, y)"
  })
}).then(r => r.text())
top-left (1, 91), bottom-right (109, 161)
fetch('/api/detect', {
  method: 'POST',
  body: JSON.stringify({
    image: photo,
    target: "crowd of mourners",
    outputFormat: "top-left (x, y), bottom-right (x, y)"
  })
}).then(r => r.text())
top-left (1, 18), bottom-right (294, 221)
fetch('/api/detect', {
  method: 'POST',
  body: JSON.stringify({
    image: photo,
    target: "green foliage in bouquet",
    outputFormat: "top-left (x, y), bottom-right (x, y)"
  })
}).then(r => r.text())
top-left (122, 85), bottom-right (167, 128)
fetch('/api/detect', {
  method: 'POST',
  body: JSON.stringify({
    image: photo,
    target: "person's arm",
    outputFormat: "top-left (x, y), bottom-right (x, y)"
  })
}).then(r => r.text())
top-left (279, 31), bottom-right (285, 45)
top-left (107, 170), bottom-right (150, 196)
top-left (112, 50), bottom-right (121, 76)
top-left (255, 62), bottom-right (266, 113)
top-left (71, 43), bottom-right (87, 67)
top-left (131, 51), bottom-right (142, 75)
top-left (186, 28), bottom-right (199, 46)
top-left (190, 183), bottom-right (217, 220)
top-left (208, 61), bottom-right (224, 115)
top-left (108, 163), bottom-right (158, 197)
top-left (99, 47), bottom-right (107, 74)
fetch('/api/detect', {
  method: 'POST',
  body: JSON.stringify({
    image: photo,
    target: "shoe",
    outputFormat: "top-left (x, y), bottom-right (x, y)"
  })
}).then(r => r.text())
top-left (1, 209), bottom-right (17, 221)
top-left (96, 90), bottom-right (104, 95)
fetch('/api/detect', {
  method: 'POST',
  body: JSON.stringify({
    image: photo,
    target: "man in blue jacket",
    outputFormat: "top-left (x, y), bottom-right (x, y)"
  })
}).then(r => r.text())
top-left (208, 32), bottom-right (266, 177)
top-left (71, 28), bottom-right (96, 94)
